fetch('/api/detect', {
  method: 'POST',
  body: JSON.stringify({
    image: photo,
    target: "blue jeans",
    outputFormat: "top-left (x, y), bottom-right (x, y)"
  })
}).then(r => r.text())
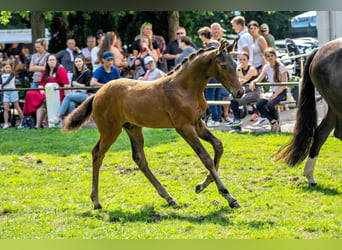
top-left (206, 78), bottom-right (230, 122)
top-left (59, 92), bottom-right (89, 116)
top-left (31, 82), bottom-right (39, 88)
top-left (256, 90), bottom-right (287, 122)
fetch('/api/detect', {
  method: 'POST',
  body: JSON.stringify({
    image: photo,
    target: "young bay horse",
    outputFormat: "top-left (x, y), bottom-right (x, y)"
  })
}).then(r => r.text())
top-left (277, 38), bottom-right (342, 185)
top-left (63, 40), bottom-right (244, 209)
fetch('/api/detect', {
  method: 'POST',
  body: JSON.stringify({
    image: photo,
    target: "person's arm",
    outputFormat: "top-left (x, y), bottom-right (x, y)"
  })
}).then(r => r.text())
top-left (249, 70), bottom-right (267, 91)
top-left (258, 36), bottom-right (268, 68)
top-left (269, 71), bottom-right (287, 100)
top-left (90, 77), bottom-right (105, 87)
top-left (237, 66), bottom-right (258, 85)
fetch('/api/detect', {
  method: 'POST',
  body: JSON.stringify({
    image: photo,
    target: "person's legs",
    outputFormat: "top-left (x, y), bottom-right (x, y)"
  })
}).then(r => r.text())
top-left (3, 102), bottom-right (9, 125)
top-left (256, 98), bottom-right (273, 122)
top-left (206, 87), bottom-right (220, 122)
top-left (35, 104), bottom-right (45, 128)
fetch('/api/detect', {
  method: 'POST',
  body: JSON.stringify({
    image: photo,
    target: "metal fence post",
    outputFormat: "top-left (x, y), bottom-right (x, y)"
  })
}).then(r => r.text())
top-left (45, 82), bottom-right (60, 128)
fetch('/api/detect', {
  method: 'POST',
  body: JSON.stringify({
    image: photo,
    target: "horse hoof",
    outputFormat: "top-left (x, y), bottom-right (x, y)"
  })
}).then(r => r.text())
top-left (309, 182), bottom-right (317, 186)
top-left (195, 184), bottom-right (203, 193)
top-left (229, 200), bottom-right (241, 209)
top-left (168, 199), bottom-right (179, 207)
top-left (94, 203), bottom-right (102, 210)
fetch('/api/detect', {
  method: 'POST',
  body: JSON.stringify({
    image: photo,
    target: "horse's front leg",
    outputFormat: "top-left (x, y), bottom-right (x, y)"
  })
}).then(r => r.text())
top-left (176, 124), bottom-right (240, 208)
top-left (194, 119), bottom-right (223, 193)
top-left (124, 125), bottom-right (178, 206)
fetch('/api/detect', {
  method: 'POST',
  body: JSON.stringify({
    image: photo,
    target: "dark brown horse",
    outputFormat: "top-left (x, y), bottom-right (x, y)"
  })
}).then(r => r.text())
top-left (277, 38), bottom-right (342, 185)
top-left (63, 40), bottom-right (244, 209)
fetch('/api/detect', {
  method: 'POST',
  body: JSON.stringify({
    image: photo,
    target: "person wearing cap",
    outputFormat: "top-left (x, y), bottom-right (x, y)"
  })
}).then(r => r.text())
top-left (140, 56), bottom-right (166, 81)
top-left (90, 51), bottom-right (121, 91)
top-left (260, 23), bottom-right (275, 48)
top-left (210, 22), bottom-right (225, 41)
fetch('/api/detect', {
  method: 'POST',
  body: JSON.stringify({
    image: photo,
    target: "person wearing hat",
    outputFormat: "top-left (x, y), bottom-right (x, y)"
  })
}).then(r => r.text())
top-left (140, 56), bottom-right (166, 81)
top-left (90, 51), bottom-right (121, 91)
top-left (260, 23), bottom-right (275, 48)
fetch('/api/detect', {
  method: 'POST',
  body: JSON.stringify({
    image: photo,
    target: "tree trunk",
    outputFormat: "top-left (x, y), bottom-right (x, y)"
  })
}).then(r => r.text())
top-left (167, 11), bottom-right (179, 42)
top-left (30, 11), bottom-right (45, 52)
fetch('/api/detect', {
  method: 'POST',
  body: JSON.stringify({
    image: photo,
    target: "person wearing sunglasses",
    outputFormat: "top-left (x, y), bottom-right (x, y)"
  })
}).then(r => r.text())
top-left (163, 26), bottom-right (197, 71)
top-left (90, 51), bottom-right (121, 91)
top-left (260, 23), bottom-right (275, 48)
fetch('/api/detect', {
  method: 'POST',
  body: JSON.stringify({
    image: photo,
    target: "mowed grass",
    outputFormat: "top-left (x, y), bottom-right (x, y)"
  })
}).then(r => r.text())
top-left (0, 127), bottom-right (341, 239)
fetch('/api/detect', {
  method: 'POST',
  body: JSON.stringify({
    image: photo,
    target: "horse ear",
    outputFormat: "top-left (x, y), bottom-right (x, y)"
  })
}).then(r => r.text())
top-left (227, 39), bottom-right (237, 53)
top-left (216, 39), bottom-right (228, 56)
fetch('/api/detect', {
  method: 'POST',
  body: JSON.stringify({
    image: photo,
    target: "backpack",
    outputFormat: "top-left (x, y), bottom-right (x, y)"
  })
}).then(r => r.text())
top-left (21, 115), bottom-right (36, 129)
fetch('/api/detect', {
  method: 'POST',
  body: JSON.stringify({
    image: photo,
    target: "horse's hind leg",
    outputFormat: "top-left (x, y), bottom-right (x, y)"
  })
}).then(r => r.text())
top-left (123, 124), bottom-right (177, 206)
top-left (91, 126), bottom-right (122, 209)
top-left (304, 110), bottom-right (335, 186)
top-left (194, 119), bottom-right (223, 193)
top-left (176, 124), bottom-right (240, 208)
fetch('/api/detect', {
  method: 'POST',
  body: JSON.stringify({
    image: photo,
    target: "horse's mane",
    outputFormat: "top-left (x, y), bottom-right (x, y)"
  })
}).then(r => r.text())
top-left (166, 46), bottom-right (217, 76)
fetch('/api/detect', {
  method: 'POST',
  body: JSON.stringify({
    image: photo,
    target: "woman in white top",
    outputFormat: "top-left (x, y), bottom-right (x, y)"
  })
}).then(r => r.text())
top-left (249, 47), bottom-right (288, 132)
top-left (248, 20), bottom-right (268, 73)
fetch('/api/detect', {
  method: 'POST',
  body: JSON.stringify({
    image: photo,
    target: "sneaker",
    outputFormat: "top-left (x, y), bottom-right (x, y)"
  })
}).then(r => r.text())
top-left (229, 127), bottom-right (242, 133)
top-left (2, 123), bottom-right (10, 129)
top-left (250, 113), bottom-right (259, 121)
top-left (49, 116), bottom-right (61, 124)
top-left (17, 119), bottom-right (24, 129)
top-left (254, 117), bottom-right (267, 126)
top-left (225, 119), bottom-right (242, 128)
top-left (207, 120), bottom-right (221, 127)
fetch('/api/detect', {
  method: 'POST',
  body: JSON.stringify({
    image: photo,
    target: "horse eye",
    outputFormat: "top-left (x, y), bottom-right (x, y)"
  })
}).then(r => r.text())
top-left (221, 65), bottom-right (226, 70)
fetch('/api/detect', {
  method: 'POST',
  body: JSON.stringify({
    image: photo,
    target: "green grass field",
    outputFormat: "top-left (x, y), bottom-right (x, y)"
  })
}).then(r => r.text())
top-left (0, 128), bottom-right (341, 239)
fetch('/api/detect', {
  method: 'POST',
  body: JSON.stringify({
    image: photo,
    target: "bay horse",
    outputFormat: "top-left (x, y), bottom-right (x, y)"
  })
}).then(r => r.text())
top-left (277, 38), bottom-right (342, 185)
top-left (63, 40), bottom-right (244, 209)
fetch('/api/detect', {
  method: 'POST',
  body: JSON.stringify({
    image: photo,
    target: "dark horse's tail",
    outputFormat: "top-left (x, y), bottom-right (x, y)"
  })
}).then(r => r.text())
top-left (276, 49), bottom-right (319, 166)
top-left (62, 95), bottom-right (94, 132)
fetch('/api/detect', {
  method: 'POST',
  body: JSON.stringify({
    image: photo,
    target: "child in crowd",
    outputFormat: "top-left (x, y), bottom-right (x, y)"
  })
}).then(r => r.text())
top-left (0, 63), bottom-right (24, 128)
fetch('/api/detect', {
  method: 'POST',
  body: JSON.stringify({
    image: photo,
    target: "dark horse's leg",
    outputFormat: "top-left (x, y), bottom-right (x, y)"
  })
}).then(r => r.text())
top-left (91, 125), bottom-right (122, 209)
top-left (176, 123), bottom-right (240, 208)
top-left (194, 119), bottom-right (224, 193)
top-left (123, 124), bottom-right (178, 206)
top-left (304, 109), bottom-right (335, 186)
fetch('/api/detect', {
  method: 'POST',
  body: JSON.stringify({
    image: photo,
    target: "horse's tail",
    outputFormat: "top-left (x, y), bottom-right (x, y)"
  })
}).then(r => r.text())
top-left (62, 95), bottom-right (94, 132)
top-left (275, 49), bottom-right (319, 166)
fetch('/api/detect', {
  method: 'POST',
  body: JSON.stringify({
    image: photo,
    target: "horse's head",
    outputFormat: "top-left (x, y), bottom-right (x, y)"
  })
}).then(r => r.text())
top-left (213, 39), bottom-right (244, 98)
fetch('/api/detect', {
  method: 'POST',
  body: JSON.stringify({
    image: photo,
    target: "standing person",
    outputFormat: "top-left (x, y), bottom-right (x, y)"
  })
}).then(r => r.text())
top-left (250, 48), bottom-right (288, 132)
top-left (91, 31), bottom-right (105, 73)
top-left (29, 38), bottom-right (50, 88)
top-left (260, 23), bottom-right (275, 48)
top-left (49, 55), bottom-right (92, 125)
top-left (231, 16), bottom-right (254, 64)
top-left (210, 22), bottom-right (225, 41)
top-left (248, 20), bottom-right (268, 73)
top-left (56, 38), bottom-right (83, 84)
top-left (140, 56), bottom-right (165, 81)
top-left (90, 51), bottom-right (121, 89)
top-left (23, 54), bottom-right (69, 129)
top-left (81, 36), bottom-right (96, 72)
top-left (0, 63), bottom-right (24, 128)
top-left (225, 52), bottom-right (259, 131)
top-left (198, 26), bottom-right (220, 48)
top-left (174, 36), bottom-right (196, 65)
top-left (163, 26), bottom-right (197, 71)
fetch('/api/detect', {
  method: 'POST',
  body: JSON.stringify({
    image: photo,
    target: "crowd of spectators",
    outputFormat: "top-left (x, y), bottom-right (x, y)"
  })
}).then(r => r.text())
top-left (1, 15), bottom-right (290, 133)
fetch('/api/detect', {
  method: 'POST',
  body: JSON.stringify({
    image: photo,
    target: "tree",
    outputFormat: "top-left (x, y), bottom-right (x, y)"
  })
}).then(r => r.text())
top-left (30, 11), bottom-right (45, 46)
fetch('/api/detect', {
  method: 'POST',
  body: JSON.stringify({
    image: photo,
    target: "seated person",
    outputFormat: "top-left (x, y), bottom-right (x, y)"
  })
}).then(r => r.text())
top-left (23, 54), bottom-right (69, 128)
top-left (250, 47), bottom-right (288, 133)
top-left (49, 55), bottom-right (92, 124)
top-left (139, 56), bottom-right (166, 81)
top-left (226, 52), bottom-right (259, 131)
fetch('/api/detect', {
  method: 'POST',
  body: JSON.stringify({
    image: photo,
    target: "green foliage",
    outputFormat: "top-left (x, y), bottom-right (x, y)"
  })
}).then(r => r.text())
top-left (0, 128), bottom-right (341, 238)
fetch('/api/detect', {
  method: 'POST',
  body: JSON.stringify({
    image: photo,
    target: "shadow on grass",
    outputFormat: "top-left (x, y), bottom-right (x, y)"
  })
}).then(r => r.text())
top-left (0, 128), bottom-right (181, 156)
top-left (79, 205), bottom-right (234, 226)
top-left (301, 184), bottom-right (342, 196)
